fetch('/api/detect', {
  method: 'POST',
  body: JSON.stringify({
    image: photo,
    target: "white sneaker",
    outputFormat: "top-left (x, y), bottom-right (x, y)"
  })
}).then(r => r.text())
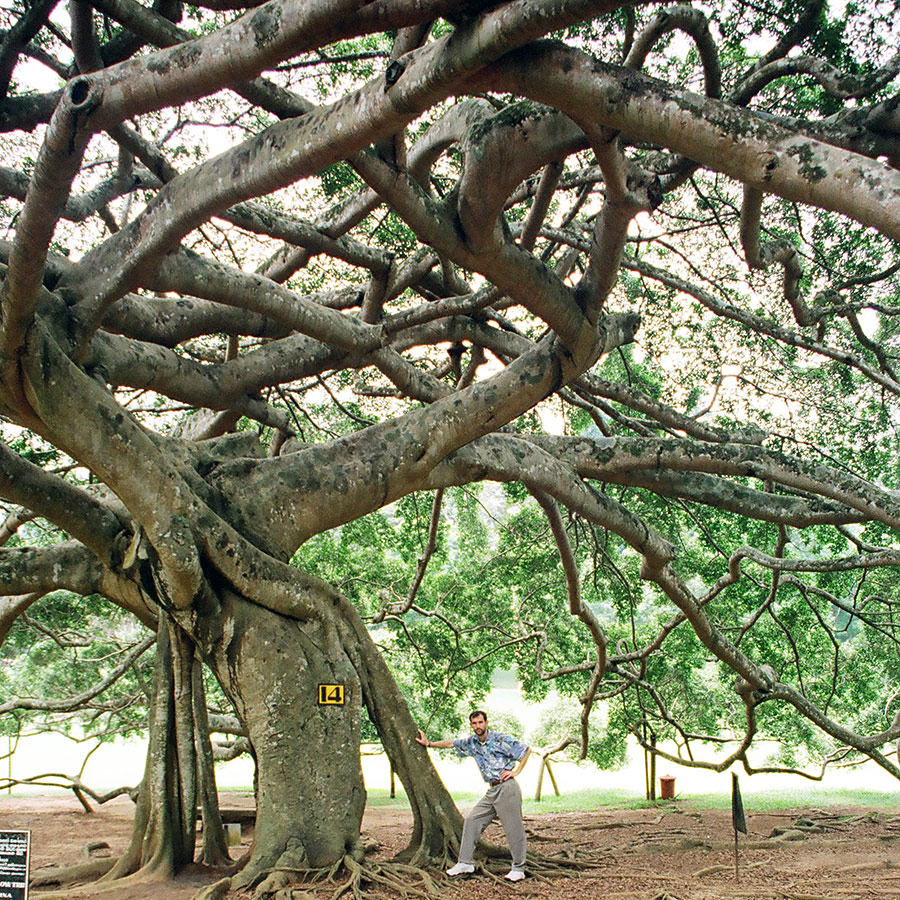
top-left (505, 869), bottom-right (526, 882)
top-left (446, 862), bottom-right (475, 876)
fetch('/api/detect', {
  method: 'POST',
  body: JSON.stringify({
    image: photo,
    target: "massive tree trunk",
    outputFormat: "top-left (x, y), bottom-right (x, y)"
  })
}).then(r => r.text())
top-left (9, 317), bottom-right (466, 882)
top-left (187, 583), bottom-right (369, 888)
top-left (58, 543), bottom-right (462, 891)
top-left (182, 569), bottom-right (465, 884)
top-left (188, 576), bottom-right (471, 881)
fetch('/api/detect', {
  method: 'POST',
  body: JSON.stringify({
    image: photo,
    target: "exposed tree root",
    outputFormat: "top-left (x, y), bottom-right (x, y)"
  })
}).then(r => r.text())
top-left (29, 857), bottom-right (118, 889)
top-left (212, 845), bottom-right (612, 900)
top-left (193, 877), bottom-right (233, 900)
top-left (242, 856), bottom-right (441, 900)
top-left (517, 847), bottom-right (613, 881)
top-left (32, 858), bottom-right (183, 897)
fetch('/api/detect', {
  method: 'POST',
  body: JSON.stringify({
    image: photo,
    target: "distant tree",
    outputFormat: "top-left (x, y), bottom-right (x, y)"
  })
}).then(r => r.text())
top-left (0, 586), bottom-right (153, 805)
top-left (1, 0), bottom-right (900, 894)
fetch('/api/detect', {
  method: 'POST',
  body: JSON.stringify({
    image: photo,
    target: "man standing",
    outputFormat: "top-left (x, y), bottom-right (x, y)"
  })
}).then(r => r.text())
top-left (416, 710), bottom-right (530, 881)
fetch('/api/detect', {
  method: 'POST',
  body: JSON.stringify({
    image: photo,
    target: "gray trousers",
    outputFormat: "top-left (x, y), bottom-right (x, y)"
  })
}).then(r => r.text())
top-left (458, 778), bottom-right (527, 870)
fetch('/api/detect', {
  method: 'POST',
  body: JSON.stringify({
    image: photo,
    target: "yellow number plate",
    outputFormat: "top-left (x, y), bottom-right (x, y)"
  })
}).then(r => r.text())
top-left (318, 684), bottom-right (345, 705)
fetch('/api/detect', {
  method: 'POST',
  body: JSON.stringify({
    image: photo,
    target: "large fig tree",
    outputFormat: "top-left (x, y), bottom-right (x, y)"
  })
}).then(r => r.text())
top-left (2, 0), bottom-right (900, 889)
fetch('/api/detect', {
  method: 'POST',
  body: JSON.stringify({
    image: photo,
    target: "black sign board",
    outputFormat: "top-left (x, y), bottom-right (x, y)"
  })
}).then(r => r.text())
top-left (0, 830), bottom-right (30, 900)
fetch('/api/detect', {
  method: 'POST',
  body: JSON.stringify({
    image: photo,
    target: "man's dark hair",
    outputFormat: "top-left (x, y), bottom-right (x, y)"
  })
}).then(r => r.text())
top-left (469, 709), bottom-right (488, 721)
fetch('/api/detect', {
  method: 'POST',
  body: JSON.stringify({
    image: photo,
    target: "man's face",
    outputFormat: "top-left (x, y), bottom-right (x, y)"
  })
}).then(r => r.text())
top-left (469, 714), bottom-right (487, 739)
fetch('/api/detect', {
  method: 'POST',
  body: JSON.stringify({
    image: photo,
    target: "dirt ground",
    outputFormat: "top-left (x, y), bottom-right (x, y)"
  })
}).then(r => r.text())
top-left (2, 791), bottom-right (899, 900)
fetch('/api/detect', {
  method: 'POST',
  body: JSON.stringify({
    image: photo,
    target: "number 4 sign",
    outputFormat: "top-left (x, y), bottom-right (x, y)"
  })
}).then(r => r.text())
top-left (318, 684), bottom-right (345, 705)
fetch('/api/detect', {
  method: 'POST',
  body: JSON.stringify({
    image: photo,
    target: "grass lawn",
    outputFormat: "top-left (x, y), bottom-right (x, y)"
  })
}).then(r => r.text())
top-left (365, 784), bottom-right (898, 813)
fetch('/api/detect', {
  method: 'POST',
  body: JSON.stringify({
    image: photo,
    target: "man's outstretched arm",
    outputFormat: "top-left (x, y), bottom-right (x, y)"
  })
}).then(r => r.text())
top-left (416, 728), bottom-right (455, 749)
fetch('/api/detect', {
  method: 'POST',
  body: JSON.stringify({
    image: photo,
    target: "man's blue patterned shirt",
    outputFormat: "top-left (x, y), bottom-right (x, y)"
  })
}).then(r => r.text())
top-left (453, 730), bottom-right (529, 783)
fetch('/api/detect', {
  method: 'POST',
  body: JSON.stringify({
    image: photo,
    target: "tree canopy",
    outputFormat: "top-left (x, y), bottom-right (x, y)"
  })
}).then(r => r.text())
top-left (2, 0), bottom-right (900, 891)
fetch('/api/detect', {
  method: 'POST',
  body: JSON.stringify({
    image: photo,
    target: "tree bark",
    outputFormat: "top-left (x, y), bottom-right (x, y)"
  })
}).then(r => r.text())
top-left (187, 584), bottom-right (367, 888)
top-left (104, 619), bottom-right (207, 880)
top-left (185, 569), bottom-right (465, 879)
top-left (192, 659), bottom-right (230, 868)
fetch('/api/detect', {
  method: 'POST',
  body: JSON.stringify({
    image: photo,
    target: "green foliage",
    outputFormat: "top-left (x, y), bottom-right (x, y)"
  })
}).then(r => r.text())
top-left (531, 698), bottom-right (628, 770)
top-left (484, 709), bottom-right (523, 741)
top-left (308, 33), bottom-right (392, 96)
top-left (319, 160), bottom-right (364, 199)
top-left (292, 474), bottom-right (893, 773)
top-left (366, 208), bottom-right (419, 256)
top-left (0, 592), bottom-right (154, 741)
top-left (8, 430), bottom-right (60, 469)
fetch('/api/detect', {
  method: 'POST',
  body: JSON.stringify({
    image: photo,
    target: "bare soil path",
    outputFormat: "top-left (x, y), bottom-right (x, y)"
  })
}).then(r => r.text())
top-left (2, 792), bottom-right (899, 899)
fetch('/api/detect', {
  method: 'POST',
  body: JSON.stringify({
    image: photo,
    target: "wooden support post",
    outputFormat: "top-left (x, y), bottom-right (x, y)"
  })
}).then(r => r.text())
top-left (545, 758), bottom-right (560, 796)
top-left (644, 745), bottom-right (650, 800)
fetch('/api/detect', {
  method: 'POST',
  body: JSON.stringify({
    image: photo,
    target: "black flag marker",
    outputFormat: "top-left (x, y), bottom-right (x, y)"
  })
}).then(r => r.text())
top-left (732, 772), bottom-right (747, 834)
top-left (732, 772), bottom-right (747, 880)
